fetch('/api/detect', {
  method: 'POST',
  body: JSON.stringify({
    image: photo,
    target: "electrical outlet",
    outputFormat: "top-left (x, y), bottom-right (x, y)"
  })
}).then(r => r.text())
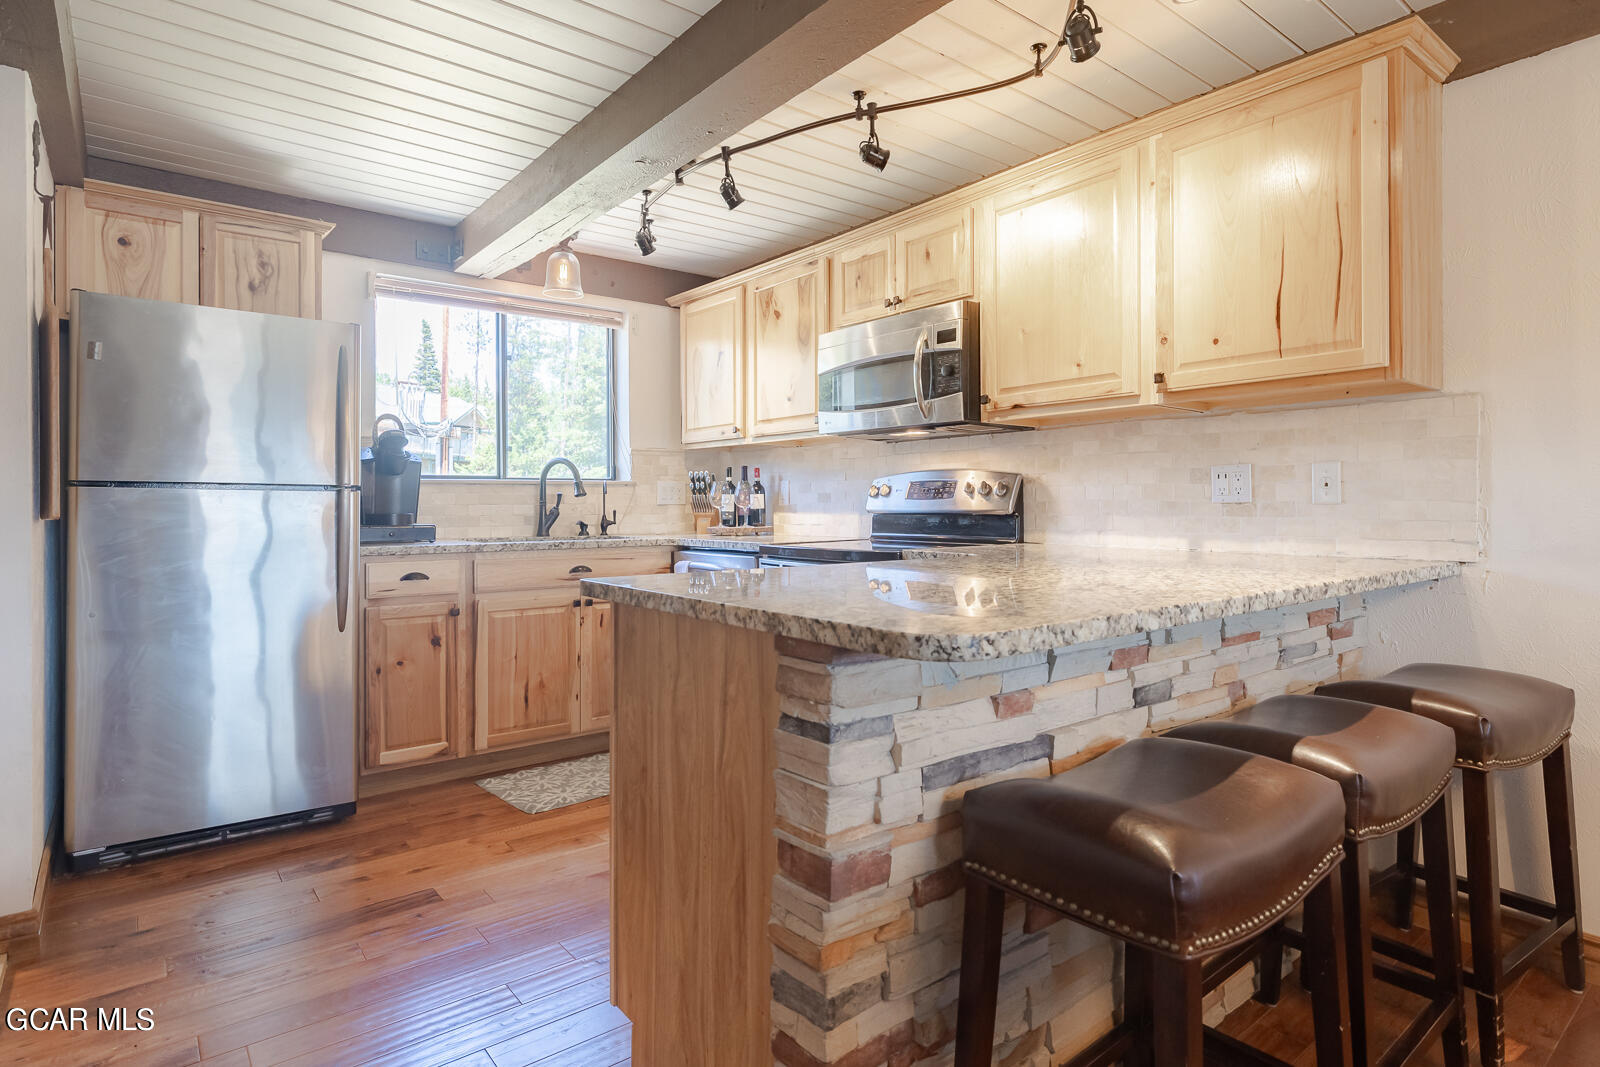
top-left (1211, 464), bottom-right (1252, 503)
top-left (656, 479), bottom-right (685, 506)
top-left (1311, 461), bottom-right (1343, 505)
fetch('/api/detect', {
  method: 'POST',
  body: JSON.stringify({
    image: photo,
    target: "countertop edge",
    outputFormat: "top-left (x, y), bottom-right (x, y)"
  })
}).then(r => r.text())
top-left (580, 560), bottom-right (1462, 661)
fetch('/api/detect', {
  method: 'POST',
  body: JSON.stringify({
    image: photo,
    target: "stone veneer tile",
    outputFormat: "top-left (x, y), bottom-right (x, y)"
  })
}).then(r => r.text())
top-left (920, 735), bottom-right (1053, 791)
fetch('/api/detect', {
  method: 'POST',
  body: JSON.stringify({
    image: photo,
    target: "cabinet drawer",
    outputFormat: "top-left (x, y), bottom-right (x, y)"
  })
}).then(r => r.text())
top-left (366, 558), bottom-right (465, 599)
top-left (474, 549), bottom-right (673, 598)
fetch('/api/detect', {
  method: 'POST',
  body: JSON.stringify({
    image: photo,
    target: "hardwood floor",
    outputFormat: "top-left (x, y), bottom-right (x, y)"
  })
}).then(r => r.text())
top-left (3, 779), bottom-right (1596, 1066)
top-left (0, 781), bottom-right (625, 1066)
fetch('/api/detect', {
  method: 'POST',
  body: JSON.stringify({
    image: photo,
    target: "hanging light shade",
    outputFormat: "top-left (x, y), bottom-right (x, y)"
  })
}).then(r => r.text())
top-left (542, 238), bottom-right (584, 301)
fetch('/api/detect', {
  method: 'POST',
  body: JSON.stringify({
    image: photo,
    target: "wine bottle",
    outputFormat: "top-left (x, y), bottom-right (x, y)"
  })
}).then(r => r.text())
top-left (748, 467), bottom-right (766, 527)
top-left (719, 466), bottom-right (736, 527)
top-left (735, 465), bottom-right (752, 526)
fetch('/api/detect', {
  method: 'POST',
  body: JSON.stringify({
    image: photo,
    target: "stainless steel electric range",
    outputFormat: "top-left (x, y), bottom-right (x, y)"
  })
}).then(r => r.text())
top-left (756, 468), bottom-right (1024, 568)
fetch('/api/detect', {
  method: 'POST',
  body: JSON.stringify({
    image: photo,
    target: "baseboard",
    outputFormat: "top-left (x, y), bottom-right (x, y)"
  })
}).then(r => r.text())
top-left (359, 732), bottom-right (610, 798)
top-left (1583, 932), bottom-right (1600, 963)
top-left (0, 821), bottom-right (56, 960)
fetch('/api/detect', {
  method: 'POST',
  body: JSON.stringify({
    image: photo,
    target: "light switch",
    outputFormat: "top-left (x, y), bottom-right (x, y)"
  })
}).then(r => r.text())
top-left (1312, 461), bottom-right (1343, 505)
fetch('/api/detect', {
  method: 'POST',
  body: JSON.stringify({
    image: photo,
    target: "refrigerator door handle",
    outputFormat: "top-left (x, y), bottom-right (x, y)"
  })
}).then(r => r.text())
top-left (336, 487), bottom-right (354, 633)
top-left (335, 343), bottom-right (353, 487)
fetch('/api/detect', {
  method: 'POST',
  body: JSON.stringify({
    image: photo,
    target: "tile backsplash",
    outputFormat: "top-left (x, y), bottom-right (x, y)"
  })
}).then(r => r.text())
top-left (415, 394), bottom-right (1483, 560)
top-left (710, 393), bottom-right (1485, 561)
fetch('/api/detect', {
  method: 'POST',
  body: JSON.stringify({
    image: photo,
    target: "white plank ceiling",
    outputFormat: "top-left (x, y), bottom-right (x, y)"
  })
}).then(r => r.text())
top-left (72, 0), bottom-right (1442, 276)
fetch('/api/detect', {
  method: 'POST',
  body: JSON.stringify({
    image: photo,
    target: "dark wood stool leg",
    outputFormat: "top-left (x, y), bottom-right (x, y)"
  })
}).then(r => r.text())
top-left (1304, 865), bottom-right (1354, 1067)
top-left (953, 874), bottom-right (1006, 1067)
top-left (1256, 929), bottom-right (1285, 1005)
top-left (1150, 955), bottom-right (1204, 1067)
top-left (1421, 792), bottom-right (1470, 1067)
top-left (1343, 840), bottom-right (1374, 1066)
top-left (1123, 945), bottom-right (1154, 1067)
top-left (1543, 740), bottom-right (1586, 993)
top-left (1462, 767), bottom-right (1507, 1067)
top-left (1392, 822), bottom-right (1418, 930)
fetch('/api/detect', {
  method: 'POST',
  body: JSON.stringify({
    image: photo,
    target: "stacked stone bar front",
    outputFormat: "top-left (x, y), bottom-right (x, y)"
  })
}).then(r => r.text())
top-left (766, 595), bottom-right (1369, 1067)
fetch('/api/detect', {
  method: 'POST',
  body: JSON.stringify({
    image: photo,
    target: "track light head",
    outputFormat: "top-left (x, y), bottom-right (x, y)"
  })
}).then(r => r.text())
top-left (636, 192), bottom-right (657, 256)
top-left (1064, 1), bottom-right (1102, 63)
top-left (719, 146), bottom-right (743, 210)
top-left (858, 104), bottom-right (890, 172)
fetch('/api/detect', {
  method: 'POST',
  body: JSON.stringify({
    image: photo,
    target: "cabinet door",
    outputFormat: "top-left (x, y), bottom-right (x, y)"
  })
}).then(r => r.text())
top-left (577, 600), bottom-right (614, 734)
top-left (63, 185), bottom-right (198, 305)
top-left (984, 148), bottom-right (1142, 413)
top-left (895, 207), bottom-right (972, 312)
top-left (748, 259), bottom-right (824, 438)
top-left (829, 233), bottom-right (895, 328)
top-left (1153, 59), bottom-right (1389, 392)
top-left (200, 214), bottom-right (320, 318)
top-left (680, 288), bottom-right (745, 444)
top-left (474, 596), bottom-right (580, 750)
top-left (364, 599), bottom-right (459, 768)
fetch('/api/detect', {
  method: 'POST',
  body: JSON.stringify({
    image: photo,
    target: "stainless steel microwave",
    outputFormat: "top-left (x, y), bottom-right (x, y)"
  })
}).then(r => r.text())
top-left (816, 301), bottom-right (1029, 441)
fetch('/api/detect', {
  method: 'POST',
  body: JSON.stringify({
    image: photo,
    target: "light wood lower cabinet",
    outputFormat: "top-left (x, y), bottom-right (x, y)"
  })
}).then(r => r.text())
top-left (363, 598), bottom-right (462, 768)
top-left (577, 600), bottom-right (614, 733)
top-left (474, 596), bottom-right (581, 750)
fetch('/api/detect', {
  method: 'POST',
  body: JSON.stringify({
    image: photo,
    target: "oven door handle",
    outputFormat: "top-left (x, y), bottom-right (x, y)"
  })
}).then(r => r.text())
top-left (911, 332), bottom-right (930, 418)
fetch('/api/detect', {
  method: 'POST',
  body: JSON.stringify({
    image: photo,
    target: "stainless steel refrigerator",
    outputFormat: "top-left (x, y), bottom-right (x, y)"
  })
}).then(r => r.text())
top-left (65, 291), bottom-right (360, 869)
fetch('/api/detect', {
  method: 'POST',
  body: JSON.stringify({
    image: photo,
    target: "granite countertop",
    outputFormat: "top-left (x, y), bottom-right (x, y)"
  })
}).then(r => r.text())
top-left (580, 545), bottom-right (1461, 661)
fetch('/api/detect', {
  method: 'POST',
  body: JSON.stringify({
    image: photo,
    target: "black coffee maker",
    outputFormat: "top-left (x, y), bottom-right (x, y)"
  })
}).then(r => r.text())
top-left (360, 415), bottom-right (436, 543)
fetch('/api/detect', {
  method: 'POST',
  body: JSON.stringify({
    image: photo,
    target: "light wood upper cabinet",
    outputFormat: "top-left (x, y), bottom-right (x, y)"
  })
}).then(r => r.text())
top-left (895, 207), bottom-right (972, 313)
top-left (829, 208), bottom-right (973, 329)
top-left (830, 234), bottom-right (895, 328)
top-left (982, 147), bottom-right (1143, 418)
top-left (58, 185), bottom-right (198, 305)
top-left (57, 180), bottom-right (331, 320)
top-left (577, 600), bottom-right (614, 734)
top-left (680, 287), bottom-right (745, 444)
top-left (364, 598), bottom-right (460, 768)
top-left (200, 214), bottom-right (321, 318)
top-left (1153, 59), bottom-right (1390, 394)
top-left (474, 596), bottom-right (580, 750)
top-left (748, 258), bottom-right (825, 438)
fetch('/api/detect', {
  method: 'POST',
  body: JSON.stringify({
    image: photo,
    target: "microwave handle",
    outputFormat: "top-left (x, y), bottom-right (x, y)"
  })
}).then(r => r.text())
top-left (911, 332), bottom-right (930, 418)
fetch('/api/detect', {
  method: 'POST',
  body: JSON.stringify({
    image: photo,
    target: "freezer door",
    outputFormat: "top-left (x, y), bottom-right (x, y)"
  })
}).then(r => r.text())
top-left (69, 291), bottom-right (360, 488)
top-left (66, 485), bottom-right (357, 855)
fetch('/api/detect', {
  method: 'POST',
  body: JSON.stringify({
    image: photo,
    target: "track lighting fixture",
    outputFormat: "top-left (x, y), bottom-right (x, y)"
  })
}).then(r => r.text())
top-left (626, 0), bottom-right (1104, 256)
top-left (718, 146), bottom-right (743, 210)
top-left (541, 235), bottom-right (583, 301)
top-left (858, 102), bottom-right (890, 172)
top-left (635, 194), bottom-right (657, 256)
top-left (1064, 1), bottom-right (1103, 64)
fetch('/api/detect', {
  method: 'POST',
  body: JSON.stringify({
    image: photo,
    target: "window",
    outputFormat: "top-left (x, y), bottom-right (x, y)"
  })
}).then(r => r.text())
top-left (372, 279), bottom-right (619, 480)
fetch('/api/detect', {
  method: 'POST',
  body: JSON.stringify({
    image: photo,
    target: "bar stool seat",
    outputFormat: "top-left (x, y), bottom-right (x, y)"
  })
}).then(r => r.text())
top-left (1168, 694), bottom-right (1455, 839)
top-left (1320, 662), bottom-right (1574, 769)
top-left (962, 736), bottom-right (1347, 958)
top-left (955, 736), bottom-right (1356, 1067)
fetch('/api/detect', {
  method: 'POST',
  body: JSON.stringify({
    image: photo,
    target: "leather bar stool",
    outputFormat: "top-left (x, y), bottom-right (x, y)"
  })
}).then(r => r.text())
top-left (1170, 694), bottom-right (1468, 1067)
top-left (953, 736), bottom-right (1354, 1067)
top-left (1319, 664), bottom-right (1583, 1067)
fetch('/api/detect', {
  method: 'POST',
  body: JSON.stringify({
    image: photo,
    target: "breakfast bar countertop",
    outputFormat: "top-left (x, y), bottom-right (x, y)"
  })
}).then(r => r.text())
top-left (581, 544), bottom-right (1461, 661)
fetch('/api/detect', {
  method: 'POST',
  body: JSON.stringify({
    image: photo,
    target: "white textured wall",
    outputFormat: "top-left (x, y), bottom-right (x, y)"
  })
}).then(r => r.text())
top-left (0, 67), bottom-right (51, 915)
top-left (1362, 35), bottom-right (1600, 927)
top-left (320, 253), bottom-right (692, 538)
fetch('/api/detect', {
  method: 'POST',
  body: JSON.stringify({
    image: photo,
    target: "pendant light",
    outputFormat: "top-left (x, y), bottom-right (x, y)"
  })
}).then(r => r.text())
top-left (542, 236), bottom-right (583, 301)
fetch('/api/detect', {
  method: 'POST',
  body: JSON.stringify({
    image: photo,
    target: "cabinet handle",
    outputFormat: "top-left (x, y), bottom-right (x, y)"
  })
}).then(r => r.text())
top-left (584, 598), bottom-right (594, 607)
top-left (399, 571), bottom-right (429, 581)
top-left (883, 298), bottom-right (894, 308)
top-left (448, 606), bottom-right (460, 617)
top-left (573, 598), bottom-right (582, 608)
top-left (568, 564), bottom-right (593, 575)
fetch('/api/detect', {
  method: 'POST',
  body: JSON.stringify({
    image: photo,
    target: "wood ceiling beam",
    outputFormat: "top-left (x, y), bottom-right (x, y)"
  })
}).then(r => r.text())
top-left (0, 0), bottom-right (84, 184)
top-left (452, 0), bottom-right (953, 278)
top-left (1422, 0), bottom-right (1600, 81)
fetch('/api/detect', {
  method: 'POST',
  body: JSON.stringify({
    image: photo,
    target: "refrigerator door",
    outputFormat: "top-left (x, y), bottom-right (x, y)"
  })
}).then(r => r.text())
top-left (69, 291), bottom-right (359, 488)
top-left (66, 484), bottom-right (357, 855)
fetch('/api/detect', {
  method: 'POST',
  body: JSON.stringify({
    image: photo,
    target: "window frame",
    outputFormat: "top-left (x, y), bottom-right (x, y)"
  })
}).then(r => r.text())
top-left (373, 285), bottom-right (620, 483)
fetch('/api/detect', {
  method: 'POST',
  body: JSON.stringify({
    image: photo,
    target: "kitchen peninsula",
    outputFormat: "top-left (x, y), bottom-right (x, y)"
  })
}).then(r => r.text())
top-left (583, 547), bottom-right (1459, 1067)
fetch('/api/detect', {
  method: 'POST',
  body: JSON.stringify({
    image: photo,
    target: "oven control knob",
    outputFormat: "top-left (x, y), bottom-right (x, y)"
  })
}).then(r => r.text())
top-left (995, 481), bottom-right (1011, 497)
top-left (978, 481), bottom-right (993, 496)
top-left (868, 485), bottom-right (879, 497)
top-left (879, 484), bottom-right (892, 497)
top-left (963, 481), bottom-right (975, 497)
